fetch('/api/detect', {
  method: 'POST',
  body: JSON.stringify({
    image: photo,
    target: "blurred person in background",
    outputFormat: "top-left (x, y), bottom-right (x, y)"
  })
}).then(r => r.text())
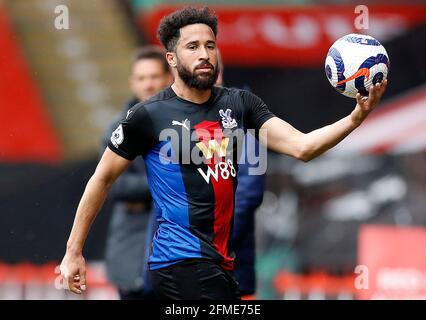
top-left (60, 6), bottom-right (386, 299)
top-left (101, 46), bottom-right (172, 300)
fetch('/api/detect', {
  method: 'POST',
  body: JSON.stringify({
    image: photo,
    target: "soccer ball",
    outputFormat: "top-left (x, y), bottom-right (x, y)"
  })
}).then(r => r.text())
top-left (325, 33), bottom-right (389, 98)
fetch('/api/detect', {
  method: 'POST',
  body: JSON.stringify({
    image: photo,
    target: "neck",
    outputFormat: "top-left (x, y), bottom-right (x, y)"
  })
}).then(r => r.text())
top-left (171, 77), bottom-right (212, 104)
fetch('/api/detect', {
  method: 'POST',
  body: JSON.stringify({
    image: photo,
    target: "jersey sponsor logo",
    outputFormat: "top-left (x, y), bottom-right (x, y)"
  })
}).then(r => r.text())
top-left (196, 138), bottom-right (229, 160)
top-left (172, 118), bottom-right (190, 131)
top-left (219, 109), bottom-right (237, 129)
top-left (110, 124), bottom-right (124, 148)
top-left (197, 159), bottom-right (236, 183)
top-left (194, 120), bottom-right (235, 183)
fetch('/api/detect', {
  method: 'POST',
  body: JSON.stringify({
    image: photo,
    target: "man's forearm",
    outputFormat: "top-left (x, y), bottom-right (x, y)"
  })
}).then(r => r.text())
top-left (300, 83), bottom-right (387, 161)
top-left (66, 175), bottom-right (112, 254)
top-left (300, 114), bottom-right (359, 162)
top-left (263, 82), bottom-right (386, 162)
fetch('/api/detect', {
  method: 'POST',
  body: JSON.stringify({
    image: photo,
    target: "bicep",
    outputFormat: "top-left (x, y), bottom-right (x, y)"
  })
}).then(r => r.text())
top-left (259, 117), bottom-right (305, 158)
top-left (93, 147), bottom-right (132, 186)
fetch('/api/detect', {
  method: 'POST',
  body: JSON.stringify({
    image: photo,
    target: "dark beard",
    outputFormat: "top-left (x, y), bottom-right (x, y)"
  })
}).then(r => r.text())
top-left (177, 60), bottom-right (219, 90)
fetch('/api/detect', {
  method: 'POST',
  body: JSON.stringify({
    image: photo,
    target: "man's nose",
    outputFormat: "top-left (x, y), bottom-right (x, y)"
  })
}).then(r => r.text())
top-left (143, 80), bottom-right (155, 89)
top-left (199, 46), bottom-right (209, 60)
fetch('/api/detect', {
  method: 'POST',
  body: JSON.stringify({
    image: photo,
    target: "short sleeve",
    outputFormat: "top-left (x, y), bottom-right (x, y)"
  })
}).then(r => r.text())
top-left (241, 90), bottom-right (275, 130)
top-left (107, 104), bottom-right (156, 160)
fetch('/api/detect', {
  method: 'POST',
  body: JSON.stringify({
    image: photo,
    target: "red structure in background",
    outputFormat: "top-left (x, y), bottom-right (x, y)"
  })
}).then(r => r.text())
top-left (274, 270), bottom-right (356, 300)
top-left (358, 225), bottom-right (426, 300)
top-left (140, 5), bottom-right (426, 67)
top-left (0, 5), bottom-right (62, 164)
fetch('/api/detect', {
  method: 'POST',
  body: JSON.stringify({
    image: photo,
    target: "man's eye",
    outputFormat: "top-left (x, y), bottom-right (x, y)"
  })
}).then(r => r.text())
top-left (188, 45), bottom-right (196, 50)
top-left (207, 45), bottom-right (215, 50)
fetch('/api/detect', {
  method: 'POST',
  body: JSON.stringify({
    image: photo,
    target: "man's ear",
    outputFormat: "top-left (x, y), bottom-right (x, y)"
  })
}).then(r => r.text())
top-left (166, 52), bottom-right (177, 68)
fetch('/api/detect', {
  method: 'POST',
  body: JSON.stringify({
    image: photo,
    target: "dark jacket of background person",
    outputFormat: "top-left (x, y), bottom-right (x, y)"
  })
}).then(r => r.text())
top-left (232, 132), bottom-right (265, 296)
top-left (101, 98), bottom-right (153, 293)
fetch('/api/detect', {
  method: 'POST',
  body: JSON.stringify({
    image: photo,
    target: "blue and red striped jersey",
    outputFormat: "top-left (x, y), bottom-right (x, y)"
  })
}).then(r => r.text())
top-left (107, 86), bottom-right (274, 271)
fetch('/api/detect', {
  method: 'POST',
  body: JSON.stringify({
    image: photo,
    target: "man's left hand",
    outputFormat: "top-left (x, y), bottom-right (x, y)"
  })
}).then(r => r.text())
top-left (351, 79), bottom-right (388, 126)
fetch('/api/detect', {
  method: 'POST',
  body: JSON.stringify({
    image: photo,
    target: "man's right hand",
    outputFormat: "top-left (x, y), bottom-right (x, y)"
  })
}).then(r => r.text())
top-left (59, 251), bottom-right (87, 294)
top-left (59, 148), bottom-right (131, 294)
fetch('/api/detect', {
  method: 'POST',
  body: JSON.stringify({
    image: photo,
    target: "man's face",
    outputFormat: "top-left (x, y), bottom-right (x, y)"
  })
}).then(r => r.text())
top-left (174, 23), bottom-right (219, 90)
top-left (130, 59), bottom-right (171, 101)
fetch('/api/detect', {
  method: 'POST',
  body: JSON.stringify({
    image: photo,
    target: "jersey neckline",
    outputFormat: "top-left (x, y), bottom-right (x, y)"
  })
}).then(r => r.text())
top-left (167, 86), bottom-right (221, 107)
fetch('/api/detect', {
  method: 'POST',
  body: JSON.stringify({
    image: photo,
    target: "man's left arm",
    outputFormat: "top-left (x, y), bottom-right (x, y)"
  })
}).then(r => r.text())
top-left (260, 81), bottom-right (387, 162)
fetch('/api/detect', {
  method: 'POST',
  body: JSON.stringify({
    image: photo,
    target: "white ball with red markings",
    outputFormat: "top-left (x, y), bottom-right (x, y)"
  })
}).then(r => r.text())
top-left (325, 33), bottom-right (390, 98)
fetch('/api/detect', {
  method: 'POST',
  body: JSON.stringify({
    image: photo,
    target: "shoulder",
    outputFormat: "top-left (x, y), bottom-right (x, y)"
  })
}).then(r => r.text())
top-left (147, 86), bottom-right (176, 104)
top-left (211, 86), bottom-right (248, 109)
top-left (214, 86), bottom-right (244, 98)
top-left (130, 87), bottom-right (176, 113)
top-left (141, 87), bottom-right (177, 112)
top-left (218, 86), bottom-right (260, 102)
top-left (219, 87), bottom-right (265, 113)
top-left (126, 87), bottom-right (176, 118)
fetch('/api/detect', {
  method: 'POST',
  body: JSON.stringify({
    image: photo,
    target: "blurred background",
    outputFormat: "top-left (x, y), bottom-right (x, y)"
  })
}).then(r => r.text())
top-left (1, 0), bottom-right (425, 299)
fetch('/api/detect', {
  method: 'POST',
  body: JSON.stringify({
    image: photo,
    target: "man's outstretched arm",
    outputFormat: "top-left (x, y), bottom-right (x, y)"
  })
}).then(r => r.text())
top-left (60, 147), bottom-right (131, 294)
top-left (260, 81), bottom-right (387, 162)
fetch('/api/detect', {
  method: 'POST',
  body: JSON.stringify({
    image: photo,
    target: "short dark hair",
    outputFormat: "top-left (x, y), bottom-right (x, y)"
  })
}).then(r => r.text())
top-left (132, 45), bottom-right (169, 73)
top-left (157, 6), bottom-right (218, 52)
